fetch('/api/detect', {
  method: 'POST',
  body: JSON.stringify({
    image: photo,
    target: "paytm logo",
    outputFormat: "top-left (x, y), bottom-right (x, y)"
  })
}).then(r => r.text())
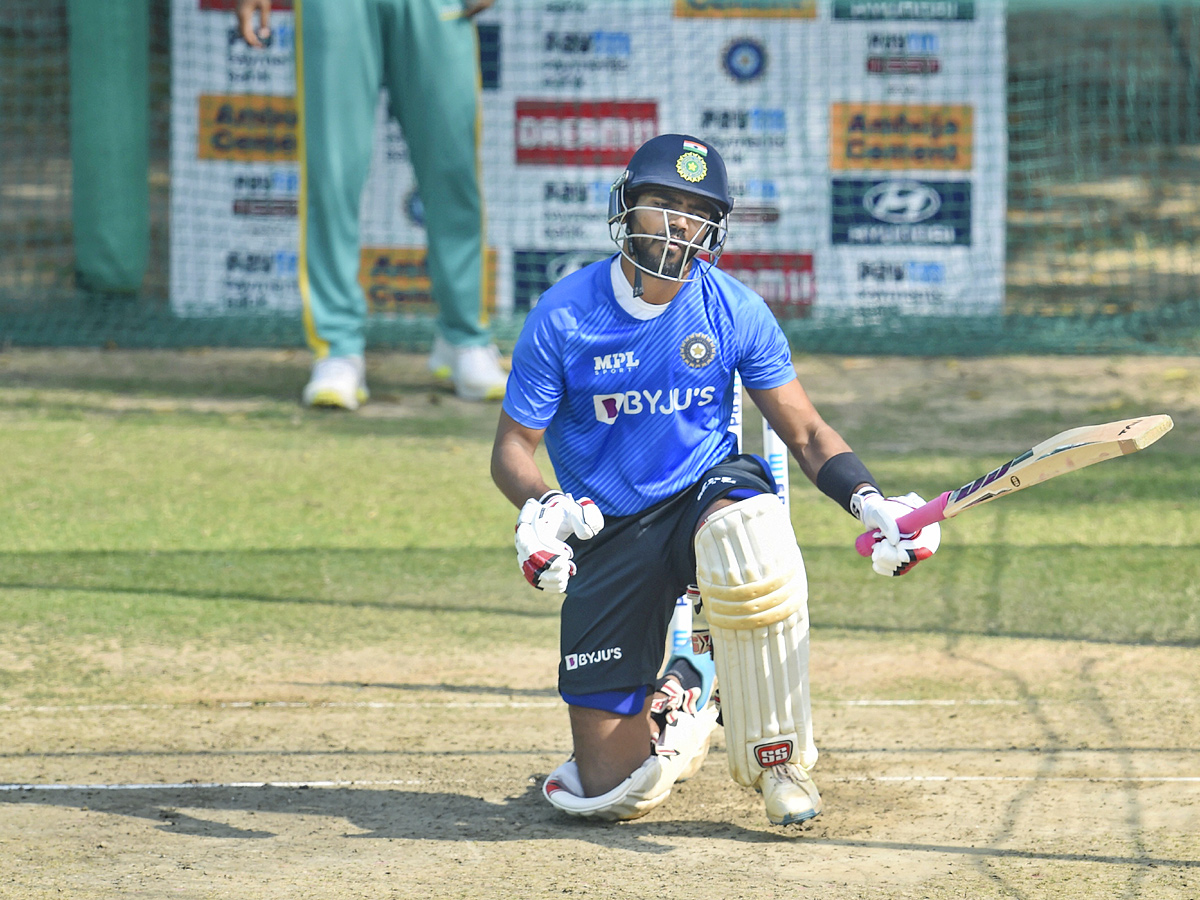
top-left (593, 386), bottom-right (718, 424)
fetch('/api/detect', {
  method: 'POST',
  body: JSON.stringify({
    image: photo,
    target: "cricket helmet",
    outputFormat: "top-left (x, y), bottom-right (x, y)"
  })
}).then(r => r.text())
top-left (608, 134), bottom-right (733, 281)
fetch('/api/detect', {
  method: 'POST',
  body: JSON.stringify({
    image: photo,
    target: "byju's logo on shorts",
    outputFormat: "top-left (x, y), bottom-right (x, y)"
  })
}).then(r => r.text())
top-left (564, 647), bottom-right (623, 670)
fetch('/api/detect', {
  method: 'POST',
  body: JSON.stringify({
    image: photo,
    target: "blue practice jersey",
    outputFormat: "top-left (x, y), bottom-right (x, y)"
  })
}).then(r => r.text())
top-left (504, 255), bottom-right (797, 516)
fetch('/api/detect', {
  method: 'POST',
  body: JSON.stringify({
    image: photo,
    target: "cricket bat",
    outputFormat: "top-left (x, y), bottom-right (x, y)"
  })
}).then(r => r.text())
top-left (854, 414), bottom-right (1174, 556)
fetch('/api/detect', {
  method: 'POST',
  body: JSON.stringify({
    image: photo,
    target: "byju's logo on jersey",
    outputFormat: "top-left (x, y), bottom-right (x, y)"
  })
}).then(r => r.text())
top-left (680, 333), bottom-right (717, 368)
top-left (593, 386), bottom-right (719, 424)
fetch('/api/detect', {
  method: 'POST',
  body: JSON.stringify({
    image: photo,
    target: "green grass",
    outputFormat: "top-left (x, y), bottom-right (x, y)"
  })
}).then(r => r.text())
top-left (1, 352), bottom-right (1197, 705)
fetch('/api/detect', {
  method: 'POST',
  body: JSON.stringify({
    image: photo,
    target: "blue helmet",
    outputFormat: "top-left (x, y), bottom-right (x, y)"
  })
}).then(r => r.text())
top-left (608, 134), bottom-right (733, 281)
top-left (608, 133), bottom-right (733, 221)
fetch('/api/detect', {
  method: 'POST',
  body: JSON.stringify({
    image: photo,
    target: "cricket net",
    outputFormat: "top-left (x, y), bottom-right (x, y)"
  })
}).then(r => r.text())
top-left (1, 0), bottom-right (1198, 354)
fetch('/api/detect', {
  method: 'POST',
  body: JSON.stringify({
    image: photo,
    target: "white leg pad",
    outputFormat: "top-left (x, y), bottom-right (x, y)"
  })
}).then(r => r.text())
top-left (694, 493), bottom-right (817, 787)
top-left (542, 706), bottom-right (719, 821)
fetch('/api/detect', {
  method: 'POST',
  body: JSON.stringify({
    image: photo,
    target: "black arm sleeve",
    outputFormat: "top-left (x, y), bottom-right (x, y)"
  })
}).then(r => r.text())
top-left (815, 452), bottom-right (880, 516)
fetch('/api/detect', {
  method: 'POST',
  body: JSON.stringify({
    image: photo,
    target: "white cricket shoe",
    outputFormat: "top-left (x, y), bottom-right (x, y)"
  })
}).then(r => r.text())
top-left (756, 763), bottom-right (823, 826)
top-left (428, 335), bottom-right (508, 402)
top-left (302, 355), bottom-right (368, 410)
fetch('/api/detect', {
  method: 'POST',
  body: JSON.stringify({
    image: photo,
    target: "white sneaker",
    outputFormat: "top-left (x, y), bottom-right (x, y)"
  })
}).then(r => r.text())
top-left (755, 763), bottom-right (823, 826)
top-left (302, 355), bottom-right (368, 410)
top-left (428, 335), bottom-right (508, 402)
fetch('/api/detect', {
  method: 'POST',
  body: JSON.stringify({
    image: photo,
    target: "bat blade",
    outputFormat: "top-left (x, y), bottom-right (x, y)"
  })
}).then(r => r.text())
top-left (854, 414), bottom-right (1173, 557)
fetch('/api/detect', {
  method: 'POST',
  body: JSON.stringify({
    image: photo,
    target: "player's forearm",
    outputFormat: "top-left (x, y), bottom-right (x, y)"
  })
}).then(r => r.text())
top-left (491, 439), bottom-right (552, 509)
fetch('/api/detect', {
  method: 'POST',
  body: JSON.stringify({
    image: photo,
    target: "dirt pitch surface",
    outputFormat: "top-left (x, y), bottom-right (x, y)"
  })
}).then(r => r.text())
top-left (2, 351), bottom-right (1199, 899)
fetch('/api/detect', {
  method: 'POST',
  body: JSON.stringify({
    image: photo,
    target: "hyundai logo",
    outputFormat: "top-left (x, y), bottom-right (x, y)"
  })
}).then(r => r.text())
top-left (862, 181), bottom-right (941, 224)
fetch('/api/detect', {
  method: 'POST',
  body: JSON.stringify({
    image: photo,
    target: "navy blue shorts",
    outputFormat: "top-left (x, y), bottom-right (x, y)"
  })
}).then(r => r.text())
top-left (556, 453), bottom-right (776, 697)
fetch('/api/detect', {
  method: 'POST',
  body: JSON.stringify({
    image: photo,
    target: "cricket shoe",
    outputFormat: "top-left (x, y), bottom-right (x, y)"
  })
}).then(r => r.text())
top-left (755, 763), bottom-right (823, 826)
top-left (428, 335), bottom-right (508, 402)
top-left (302, 355), bottom-right (368, 410)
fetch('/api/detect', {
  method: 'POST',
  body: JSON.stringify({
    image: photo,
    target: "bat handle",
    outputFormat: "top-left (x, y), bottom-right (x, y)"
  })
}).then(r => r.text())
top-left (854, 491), bottom-right (951, 557)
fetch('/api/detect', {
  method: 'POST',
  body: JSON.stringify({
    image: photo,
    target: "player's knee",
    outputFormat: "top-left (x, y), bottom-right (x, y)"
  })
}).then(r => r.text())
top-left (694, 493), bottom-right (807, 629)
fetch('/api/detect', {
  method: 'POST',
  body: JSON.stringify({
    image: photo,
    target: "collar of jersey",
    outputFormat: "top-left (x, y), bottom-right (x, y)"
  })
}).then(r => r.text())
top-left (609, 256), bottom-right (699, 321)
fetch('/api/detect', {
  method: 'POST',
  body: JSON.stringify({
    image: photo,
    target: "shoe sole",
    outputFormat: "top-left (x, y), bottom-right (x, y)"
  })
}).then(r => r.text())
top-left (455, 385), bottom-right (506, 402)
top-left (304, 388), bottom-right (366, 411)
top-left (769, 806), bottom-right (822, 827)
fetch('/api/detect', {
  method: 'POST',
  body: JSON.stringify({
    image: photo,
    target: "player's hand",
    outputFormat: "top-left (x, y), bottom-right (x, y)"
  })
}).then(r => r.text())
top-left (866, 493), bottom-right (941, 576)
top-left (514, 491), bottom-right (604, 592)
top-left (853, 486), bottom-right (900, 545)
top-left (461, 0), bottom-right (496, 17)
top-left (236, 0), bottom-right (272, 48)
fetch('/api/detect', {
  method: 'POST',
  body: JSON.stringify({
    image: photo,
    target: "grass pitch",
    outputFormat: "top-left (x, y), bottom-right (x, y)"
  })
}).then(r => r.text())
top-left (0, 349), bottom-right (1197, 900)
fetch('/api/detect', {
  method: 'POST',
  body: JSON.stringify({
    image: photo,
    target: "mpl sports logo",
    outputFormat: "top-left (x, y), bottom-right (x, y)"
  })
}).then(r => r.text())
top-left (718, 252), bottom-right (815, 314)
top-left (832, 179), bottom-right (971, 246)
top-left (515, 100), bottom-right (658, 165)
top-left (564, 647), bottom-right (623, 670)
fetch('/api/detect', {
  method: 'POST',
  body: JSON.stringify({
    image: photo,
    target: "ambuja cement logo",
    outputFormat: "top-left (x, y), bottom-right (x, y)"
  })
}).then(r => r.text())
top-left (565, 647), bottom-right (623, 670)
top-left (593, 386), bottom-right (718, 424)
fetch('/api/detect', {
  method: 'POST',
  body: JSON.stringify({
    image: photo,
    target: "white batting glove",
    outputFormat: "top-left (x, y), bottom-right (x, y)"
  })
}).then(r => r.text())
top-left (514, 491), bottom-right (604, 592)
top-left (865, 492), bottom-right (941, 577)
top-left (852, 486), bottom-right (900, 546)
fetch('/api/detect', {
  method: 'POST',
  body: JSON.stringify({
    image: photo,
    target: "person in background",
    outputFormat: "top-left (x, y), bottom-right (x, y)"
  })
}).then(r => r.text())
top-left (237, 0), bottom-right (507, 409)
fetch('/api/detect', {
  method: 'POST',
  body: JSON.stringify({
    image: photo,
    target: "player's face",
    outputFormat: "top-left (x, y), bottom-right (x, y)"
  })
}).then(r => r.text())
top-left (626, 189), bottom-right (717, 280)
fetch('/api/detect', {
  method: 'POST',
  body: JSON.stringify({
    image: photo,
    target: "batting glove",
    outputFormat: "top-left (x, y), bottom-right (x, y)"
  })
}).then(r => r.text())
top-left (514, 491), bottom-right (604, 592)
top-left (852, 486), bottom-right (900, 545)
top-left (866, 492), bottom-right (941, 576)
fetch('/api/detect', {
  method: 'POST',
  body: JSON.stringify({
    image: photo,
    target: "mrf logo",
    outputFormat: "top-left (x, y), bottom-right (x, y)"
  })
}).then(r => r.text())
top-left (754, 739), bottom-right (794, 767)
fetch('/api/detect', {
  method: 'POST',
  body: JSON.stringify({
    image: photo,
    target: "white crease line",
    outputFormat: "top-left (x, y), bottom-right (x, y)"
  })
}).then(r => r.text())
top-left (838, 775), bottom-right (1200, 783)
top-left (0, 701), bottom-right (562, 713)
top-left (3, 776), bottom-right (1199, 793)
top-left (0, 779), bottom-right (423, 792)
top-left (0, 699), bottom-right (1023, 714)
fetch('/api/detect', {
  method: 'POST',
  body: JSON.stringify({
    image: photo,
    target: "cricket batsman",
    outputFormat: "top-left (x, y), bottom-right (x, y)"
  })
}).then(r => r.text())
top-left (490, 134), bottom-right (941, 825)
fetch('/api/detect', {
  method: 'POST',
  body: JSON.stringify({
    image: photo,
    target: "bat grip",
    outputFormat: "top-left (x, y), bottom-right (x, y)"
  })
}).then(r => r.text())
top-left (854, 491), bottom-right (951, 557)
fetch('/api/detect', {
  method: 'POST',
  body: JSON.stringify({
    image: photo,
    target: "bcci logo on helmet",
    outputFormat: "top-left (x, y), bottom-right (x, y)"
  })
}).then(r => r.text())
top-left (676, 152), bottom-right (707, 183)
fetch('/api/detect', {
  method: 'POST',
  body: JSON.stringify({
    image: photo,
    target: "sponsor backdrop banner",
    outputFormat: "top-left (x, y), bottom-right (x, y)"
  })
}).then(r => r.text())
top-left (170, 0), bottom-right (1005, 320)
